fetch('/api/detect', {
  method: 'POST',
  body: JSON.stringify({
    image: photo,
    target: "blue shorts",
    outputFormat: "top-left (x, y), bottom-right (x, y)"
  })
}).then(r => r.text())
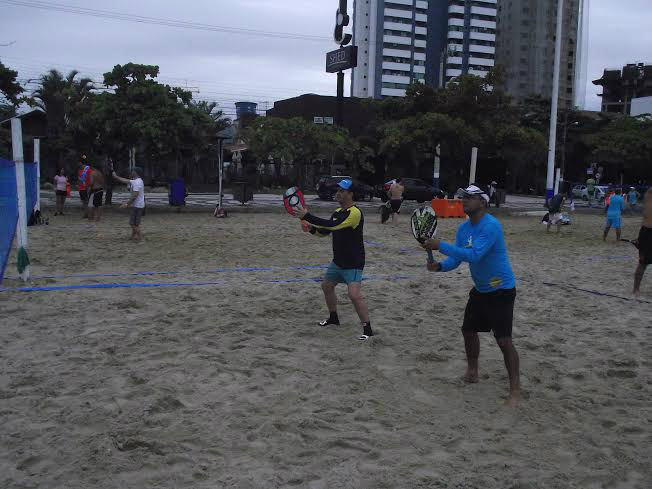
top-left (605, 216), bottom-right (621, 229)
top-left (324, 262), bottom-right (363, 284)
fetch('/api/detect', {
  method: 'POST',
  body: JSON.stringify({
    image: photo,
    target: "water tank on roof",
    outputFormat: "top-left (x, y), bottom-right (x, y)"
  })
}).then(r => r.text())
top-left (235, 102), bottom-right (258, 119)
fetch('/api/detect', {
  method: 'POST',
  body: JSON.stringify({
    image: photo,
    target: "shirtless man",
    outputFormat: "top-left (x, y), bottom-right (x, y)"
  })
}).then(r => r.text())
top-left (387, 178), bottom-right (405, 225)
top-left (633, 188), bottom-right (652, 295)
top-left (87, 167), bottom-right (105, 222)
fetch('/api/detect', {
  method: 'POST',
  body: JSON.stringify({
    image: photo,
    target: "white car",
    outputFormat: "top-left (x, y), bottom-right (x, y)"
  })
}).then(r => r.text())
top-left (572, 184), bottom-right (608, 203)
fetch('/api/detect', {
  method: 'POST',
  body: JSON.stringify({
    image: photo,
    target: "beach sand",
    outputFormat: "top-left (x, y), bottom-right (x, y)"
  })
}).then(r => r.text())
top-left (1, 208), bottom-right (651, 488)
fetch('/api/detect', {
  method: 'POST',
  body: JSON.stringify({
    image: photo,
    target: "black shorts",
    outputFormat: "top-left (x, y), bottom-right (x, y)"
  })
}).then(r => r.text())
top-left (638, 226), bottom-right (652, 265)
top-left (389, 199), bottom-right (402, 213)
top-left (463, 287), bottom-right (516, 339)
top-left (92, 190), bottom-right (104, 207)
top-left (79, 190), bottom-right (88, 202)
top-left (130, 207), bottom-right (144, 226)
top-left (56, 190), bottom-right (67, 197)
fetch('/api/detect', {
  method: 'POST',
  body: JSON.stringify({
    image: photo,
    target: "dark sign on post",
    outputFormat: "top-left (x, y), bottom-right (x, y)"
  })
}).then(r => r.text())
top-left (326, 46), bottom-right (358, 73)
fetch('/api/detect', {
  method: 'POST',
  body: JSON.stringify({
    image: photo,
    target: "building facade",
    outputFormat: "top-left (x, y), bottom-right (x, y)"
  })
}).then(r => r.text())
top-left (351, 0), bottom-right (497, 99)
top-left (494, 0), bottom-right (584, 109)
top-left (592, 63), bottom-right (652, 115)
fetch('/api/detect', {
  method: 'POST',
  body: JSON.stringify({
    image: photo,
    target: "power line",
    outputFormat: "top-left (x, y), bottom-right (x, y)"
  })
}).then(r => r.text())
top-left (1, 0), bottom-right (332, 43)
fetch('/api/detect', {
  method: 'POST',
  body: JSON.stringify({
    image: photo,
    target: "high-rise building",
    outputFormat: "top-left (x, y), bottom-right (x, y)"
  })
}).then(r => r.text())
top-left (494, 0), bottom-right (586, 109)
top-left (351, 0), bottom-right (497, 99)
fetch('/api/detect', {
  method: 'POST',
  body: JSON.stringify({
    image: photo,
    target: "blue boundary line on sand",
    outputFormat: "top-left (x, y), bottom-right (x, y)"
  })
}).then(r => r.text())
top-left (0, 274), bottom-right (413, 293)
top-left (3, 264), bottom-right (329, 282)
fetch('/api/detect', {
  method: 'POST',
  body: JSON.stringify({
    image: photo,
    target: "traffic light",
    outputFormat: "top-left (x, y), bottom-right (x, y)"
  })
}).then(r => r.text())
top-left (334, 0), bottom-right (352, 46)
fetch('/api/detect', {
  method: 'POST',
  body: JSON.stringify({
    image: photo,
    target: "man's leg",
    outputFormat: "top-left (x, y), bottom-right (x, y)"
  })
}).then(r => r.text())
top-left (496, 337), bottom-right (520, 405)
top-left (322, 281), bottom-right (338, 313)
top-left (633, 262), bottom-right (647, 294)
top-left (463, 331), bottom-right (480, 383)
top-left (347, 282), bottom-right (369, 323)
top-left (603, 225), bottom-right (611, 241)
top-left (129, 224), bottom-right (136, 240)
top-left (616, 226), bottom-right (622, 241)
top-left (348, 282), bottom-right (373, 339)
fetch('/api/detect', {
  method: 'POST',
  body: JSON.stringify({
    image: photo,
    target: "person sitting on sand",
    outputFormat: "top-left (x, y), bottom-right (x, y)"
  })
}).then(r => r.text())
top-left (421, 185), bottom-right (520, 406)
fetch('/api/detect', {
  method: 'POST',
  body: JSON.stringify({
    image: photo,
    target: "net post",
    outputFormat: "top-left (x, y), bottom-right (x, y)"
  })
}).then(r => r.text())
top-left (11, 118), bottom-right (30, 282)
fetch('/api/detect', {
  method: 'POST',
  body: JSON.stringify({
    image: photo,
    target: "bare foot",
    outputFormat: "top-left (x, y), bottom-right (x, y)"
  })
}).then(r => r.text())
top-left (463, 370), bottom-right (479, 383)
top-left (504, 393), bottom-right (520, 407)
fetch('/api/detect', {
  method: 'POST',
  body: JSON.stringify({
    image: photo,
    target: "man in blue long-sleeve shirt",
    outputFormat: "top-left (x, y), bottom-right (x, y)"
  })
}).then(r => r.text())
top-left (422, 185), bottom-right (521, 406)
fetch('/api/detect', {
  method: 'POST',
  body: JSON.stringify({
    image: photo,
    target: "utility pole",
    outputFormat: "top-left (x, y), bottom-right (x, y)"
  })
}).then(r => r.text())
top-left (328, 0), bottom-right (357, 127)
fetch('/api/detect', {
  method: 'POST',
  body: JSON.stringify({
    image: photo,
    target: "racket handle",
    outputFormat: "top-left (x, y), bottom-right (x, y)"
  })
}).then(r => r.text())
top-left (426, 249), bottom-right (434, 264)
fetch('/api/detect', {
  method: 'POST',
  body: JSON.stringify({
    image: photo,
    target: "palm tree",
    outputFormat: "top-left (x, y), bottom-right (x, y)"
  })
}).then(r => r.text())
top-left (30, 69), bottom-right (94, 169)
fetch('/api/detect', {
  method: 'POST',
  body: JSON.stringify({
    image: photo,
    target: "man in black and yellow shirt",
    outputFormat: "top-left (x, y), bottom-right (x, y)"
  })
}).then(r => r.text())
top-left (295, 179), bottom-right (374, 340)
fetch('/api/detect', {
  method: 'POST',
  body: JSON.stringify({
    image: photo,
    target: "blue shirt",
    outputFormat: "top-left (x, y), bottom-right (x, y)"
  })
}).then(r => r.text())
top-left (628, 191), bottom-right (638, 205)
top-left (438, 214), bottom-right (516, 293)
top-left (607, 195), bottom-right (625, 217)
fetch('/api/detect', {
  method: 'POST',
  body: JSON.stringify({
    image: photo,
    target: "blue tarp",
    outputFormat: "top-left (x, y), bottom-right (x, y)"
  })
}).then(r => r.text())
top-left (0, 159), bottom-right (18, 284)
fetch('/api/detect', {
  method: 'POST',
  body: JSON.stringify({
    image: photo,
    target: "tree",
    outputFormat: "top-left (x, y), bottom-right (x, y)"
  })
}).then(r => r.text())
top-left (244, 117), bottom-right (357, 187)
top-left (0, 60), bottom-right (23, 105)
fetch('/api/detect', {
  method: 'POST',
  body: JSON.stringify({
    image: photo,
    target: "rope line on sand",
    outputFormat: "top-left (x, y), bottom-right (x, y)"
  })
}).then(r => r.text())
top-left (541, 281), bottom-right (652, 305)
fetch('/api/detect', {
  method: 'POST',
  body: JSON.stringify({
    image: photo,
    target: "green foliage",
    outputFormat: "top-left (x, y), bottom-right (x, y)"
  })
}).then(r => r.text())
top-left (0, 60), bottom-right (23, 105)
top-left (586, 115), bottom-right (652, 165)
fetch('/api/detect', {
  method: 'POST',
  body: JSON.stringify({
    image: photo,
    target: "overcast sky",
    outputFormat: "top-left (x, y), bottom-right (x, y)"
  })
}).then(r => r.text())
top-left (1, 0), bottom-right (651, 115)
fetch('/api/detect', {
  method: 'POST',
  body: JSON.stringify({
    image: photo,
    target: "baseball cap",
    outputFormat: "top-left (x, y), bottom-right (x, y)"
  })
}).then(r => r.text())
top-left (338, 178), bottom-right (353, 190)
top-left (459, 184), bottom-right (490, 203)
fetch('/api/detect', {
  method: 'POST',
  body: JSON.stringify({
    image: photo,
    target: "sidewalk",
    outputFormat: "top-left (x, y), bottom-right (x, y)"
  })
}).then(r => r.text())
top-left (37, 191), bottom-right (599, 215)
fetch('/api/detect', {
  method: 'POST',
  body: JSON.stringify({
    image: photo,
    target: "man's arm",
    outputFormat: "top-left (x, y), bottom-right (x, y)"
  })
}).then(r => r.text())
top-left (303, 207), bottom-right (361, 231)
top-left (125, 190), bottom-right (138, 207)
top-left (438, 226), bottom-right (498, 264)
top-left (112, 172), bottom-right (131, 185)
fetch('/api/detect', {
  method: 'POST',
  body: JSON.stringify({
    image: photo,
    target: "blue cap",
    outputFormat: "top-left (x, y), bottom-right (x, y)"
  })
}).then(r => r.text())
top-left (338, 178), bottom-right (353, 190)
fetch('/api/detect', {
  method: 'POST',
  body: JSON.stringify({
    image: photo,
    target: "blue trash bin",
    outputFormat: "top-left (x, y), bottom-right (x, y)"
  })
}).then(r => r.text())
top-left (169, 179), bottom-right (186, 206)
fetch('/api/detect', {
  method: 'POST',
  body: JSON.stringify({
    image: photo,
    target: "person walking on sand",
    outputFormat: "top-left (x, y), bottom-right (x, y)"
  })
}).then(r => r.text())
top-left (386, 177), bottom-right (405, 225)
top-left (53, 168), bottom-right (68, 216)
top-left (421, 185), bottom-right (520, 406)
top-left (112, 166), bottom-right (146, 242)
top-left (633, 188), bottom-right (652, 295)
top-left (87, 166), bottom-right (105, 222)
top-left (604, 188), bottom-right (626, 242)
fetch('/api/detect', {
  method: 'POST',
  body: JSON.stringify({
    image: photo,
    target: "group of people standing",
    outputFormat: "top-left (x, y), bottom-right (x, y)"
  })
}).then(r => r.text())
top-left (50, 154), bottom-right (147, 241)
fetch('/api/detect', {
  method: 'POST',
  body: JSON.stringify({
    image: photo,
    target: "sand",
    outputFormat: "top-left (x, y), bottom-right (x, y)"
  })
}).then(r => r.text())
top-left (1, 208), bottom-right (651, 489)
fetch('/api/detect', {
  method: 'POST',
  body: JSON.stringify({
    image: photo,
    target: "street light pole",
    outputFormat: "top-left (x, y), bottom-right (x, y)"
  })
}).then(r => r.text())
top-left (545, 0), bottom-right (564, 203)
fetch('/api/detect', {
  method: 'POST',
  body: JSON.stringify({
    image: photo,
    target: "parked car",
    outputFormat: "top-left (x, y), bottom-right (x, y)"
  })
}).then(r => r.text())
top-left (377, 178), bottom-right (445, 203)
top-left (572, 184), bottom-right (608, 203)
top-left (316, 175), bottom-right (374, 201)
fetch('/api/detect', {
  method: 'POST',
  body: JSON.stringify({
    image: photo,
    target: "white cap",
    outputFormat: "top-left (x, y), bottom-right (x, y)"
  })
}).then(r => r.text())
top-left (459, 185), bottom-right (490, 203)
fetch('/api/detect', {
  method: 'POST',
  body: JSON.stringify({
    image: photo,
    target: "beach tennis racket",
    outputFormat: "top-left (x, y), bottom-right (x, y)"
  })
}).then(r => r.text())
top-left (411, 206), bottom-right (438, 264)
top-left (620, 238), bottom-right (640, 249)
top-left (284, 187), bottom-right (306, 216)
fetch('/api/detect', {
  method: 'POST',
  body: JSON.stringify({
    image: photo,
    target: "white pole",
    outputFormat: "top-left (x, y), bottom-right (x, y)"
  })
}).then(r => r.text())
top-left (433, 144), bottom-right (441, 188)
top-left (34, 138), bottom-right (41, 212)
top-left (546, 0), bottom-right (565, 202)
top-left (469, 147), bottom-right (478, 186)
top-left (554, 167), bottom-right (561, 195)
top-left (11, 118), bottom-right (31, 281)
top-left (218, 141), bottom-right (224, 210)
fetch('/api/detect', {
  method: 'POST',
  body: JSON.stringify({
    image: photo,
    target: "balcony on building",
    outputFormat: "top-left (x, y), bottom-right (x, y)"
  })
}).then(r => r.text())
top-left (382, 74), bottom-right (411, 85)
top-left (469, 44), bottom-right (495, 54)
top-left (381, 87), bottom-right (408, 97)
top-left (384, 21), bottom-right (413, 32)
top-left (385, 8), bottom-right (412, 19)
top-left (382, 61), bottom-right (412, 72)
top-left (383, 48), bottom-right (412, 59)
top-left (383, 35), bottom-right (412, 45)
top-left (468, 57), bottom-right (495, 67)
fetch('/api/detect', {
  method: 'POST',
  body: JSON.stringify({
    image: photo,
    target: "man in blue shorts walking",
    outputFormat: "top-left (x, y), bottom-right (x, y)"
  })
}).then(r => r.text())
top-left (422, 185), bottom-right (520, 406)
top-left (295, 179), bottom-right (373, 341)
top-left (604, 188), bottom-right (626, 241)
